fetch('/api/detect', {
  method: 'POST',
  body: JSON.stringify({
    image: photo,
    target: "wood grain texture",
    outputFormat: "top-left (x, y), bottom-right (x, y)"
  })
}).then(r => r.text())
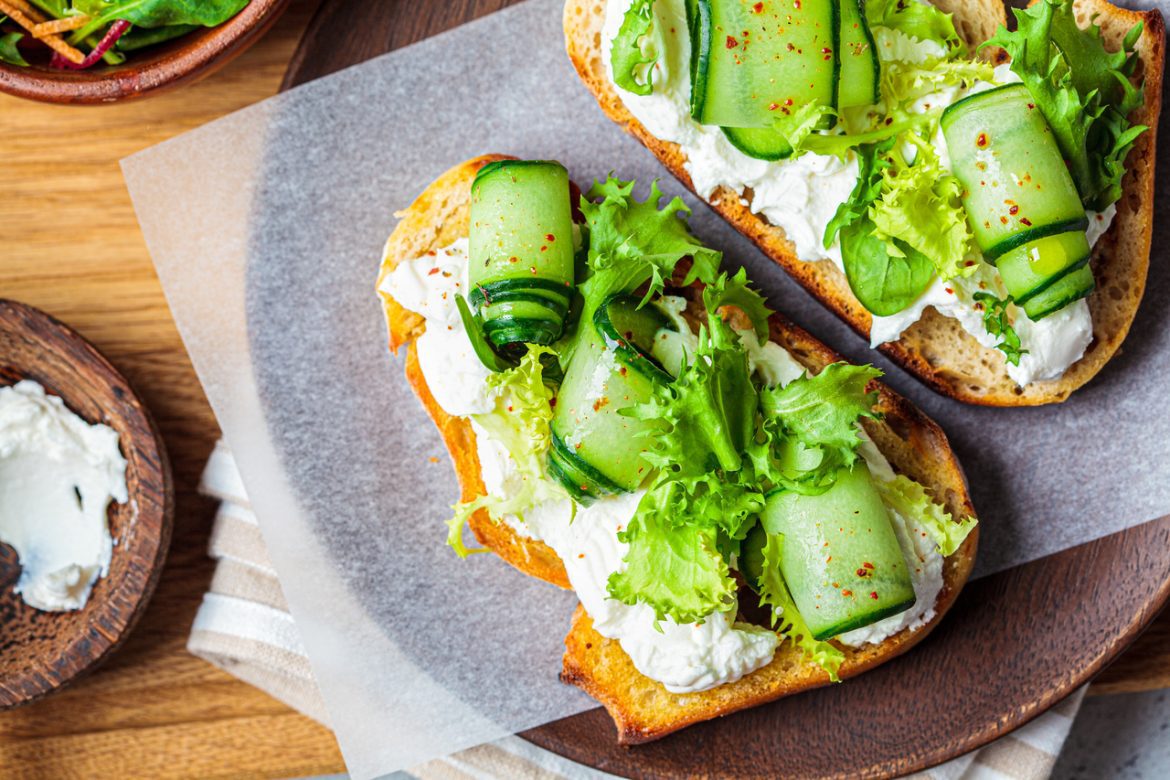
top-left (0, 0), bottom-right (290, 104)
top-left (0, 301), bottom-right (172, 709)
top-left (0, 0), bottom-right (1162, 777)
top-left (0, 0), bottom-right (345, 775)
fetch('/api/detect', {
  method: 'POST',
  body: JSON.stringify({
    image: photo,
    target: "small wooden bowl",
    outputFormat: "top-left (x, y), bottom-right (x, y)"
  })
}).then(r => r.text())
top-left (0, 0), bottom-right (288, 104)
top-left (0, 300), bottom-right (172, 708)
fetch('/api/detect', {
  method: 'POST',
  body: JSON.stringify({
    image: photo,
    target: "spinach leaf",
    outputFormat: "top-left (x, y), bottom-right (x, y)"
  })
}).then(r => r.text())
top-left (72, 0), bottom-right (250, 31)
top-left (0, 26), bottom-right (28, 67)
top-left (840, 221), bottom-right (933, 317)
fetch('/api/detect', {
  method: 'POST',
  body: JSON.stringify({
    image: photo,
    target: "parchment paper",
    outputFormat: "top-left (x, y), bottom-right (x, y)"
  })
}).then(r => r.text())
top-left (121, 0), bottom-right (1170, 776)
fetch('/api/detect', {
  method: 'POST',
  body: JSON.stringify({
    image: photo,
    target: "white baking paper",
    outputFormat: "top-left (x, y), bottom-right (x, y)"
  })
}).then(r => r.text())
top-left (121, 0), bottom-right (1170, 776)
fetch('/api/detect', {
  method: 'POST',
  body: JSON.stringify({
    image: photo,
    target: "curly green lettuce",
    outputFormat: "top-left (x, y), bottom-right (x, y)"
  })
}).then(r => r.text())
top-left (446, 346), bottom-right (565, 556)
top-left (869, 134), bottom-right (975, 282)
top-left (610, 0), bottom-right (659, 96)
top-left (986, 0), bottom-right (1146, 210)
top-left (973, 292), bottom-right (1027, 367)
top-left (758, 533), bottom-right (845, 681)
top-left (876, 474), bottom-right (976, 557)
top-left (579, 176), bottom-right (722, 310)
top-left (866, 0), bottom-right (966, 57)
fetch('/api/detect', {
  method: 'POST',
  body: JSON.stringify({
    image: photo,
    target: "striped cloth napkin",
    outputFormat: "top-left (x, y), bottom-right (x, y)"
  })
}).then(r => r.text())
top-left (189, 441), bottom-right (1086, 779)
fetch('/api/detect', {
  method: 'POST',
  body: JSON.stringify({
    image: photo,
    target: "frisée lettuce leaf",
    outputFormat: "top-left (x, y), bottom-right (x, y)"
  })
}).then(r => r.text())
top-left (446, 346), bottom-right (566, 556)
top-left (875, 474), bottom-right (977, 557)
top-left (986, 0), bottom-right (1147, 211)
top-left (610, 0), bottom-right (659, 96)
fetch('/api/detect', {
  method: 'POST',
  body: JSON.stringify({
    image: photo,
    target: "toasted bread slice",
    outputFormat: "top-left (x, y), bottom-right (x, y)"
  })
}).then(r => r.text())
top-left (564, 0), bottom-right (1164, 406)
top-left (378, 155), bottom-right (978, 742)
top-left (378, 154), bottom-right (572, 590)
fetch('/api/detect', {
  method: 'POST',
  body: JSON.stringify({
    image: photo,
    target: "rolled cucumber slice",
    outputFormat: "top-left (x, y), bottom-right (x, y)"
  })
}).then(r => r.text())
top-left (548, 296), bottom-right (674, 500)
top-left (837, 0), bottom-right (879, 108)
top-left (942, 84), bottom-right (1094, 317)
top-left (688, 0), bottom-right (840, 129)
top-left (1021, 264), bottom-right (1095, 321)
top-left (468, 160), bottom-right (576, 355)
top-left (748, 466), bottom-right (916, 641)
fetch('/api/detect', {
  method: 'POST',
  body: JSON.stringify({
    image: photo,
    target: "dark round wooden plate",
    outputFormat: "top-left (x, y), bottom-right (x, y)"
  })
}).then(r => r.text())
top-left (0, 300), bottom-right (172, 708)
top-left (0, 0), bottom-right (288, 104)
top-left (281, 3), bottom-right (1170, 776)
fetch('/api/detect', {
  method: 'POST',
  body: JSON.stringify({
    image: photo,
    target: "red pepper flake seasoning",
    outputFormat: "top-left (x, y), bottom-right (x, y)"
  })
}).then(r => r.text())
top-left (427, 267), bottom-right (440, 276)
top-left (578, 553), bottom-right (585, 559)
top-left (1000, 216), bottom-right (1009, 225)
top-left (540, 245), bottom-right (548, 252)
top-left (793, 0), bottom-right (800, 8)
top-left (1027, 103), bottom-right (1036, 109)
top-left (863, 562), bottom-right (874, 570)
top-left (841, 589), bottom-right (853, 597)
top-left (856, 567), bottom-right (869, 577)
top-left (1009, 205), bottom-right (1019, 215)
top-left (869, 591), bottom-right (879, 600)
top-left (976, 132), bottom-right (989, 148)
top-left (548, 397), bottom-right (557, 409)
top-left (546, 233), bottom-right (556, 242)
top-left (786, 42), bottom-right (795, 52)
top-left (826, 556), bottom-right (832, 563)
top-left (509, 255), bottom-right (519, 263)
top-left (1020, 217), bottom-right (1033, 226)
top-left (726, 35), bottom-right (739, 48)
top-left (592, 397), bottom-right (610, 412)
top-left (752, 1), bottom-right (763, 10)
top-left (768, 102), bottom-right (779, 111)
top-left (945, 287), bottom-right (954, 295)
top-left (821, 46), bottom-right (833, 61)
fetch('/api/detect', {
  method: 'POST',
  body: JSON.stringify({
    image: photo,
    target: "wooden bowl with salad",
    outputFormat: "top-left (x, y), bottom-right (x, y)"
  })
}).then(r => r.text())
top-left (0, 0), bottom-right (288, 104)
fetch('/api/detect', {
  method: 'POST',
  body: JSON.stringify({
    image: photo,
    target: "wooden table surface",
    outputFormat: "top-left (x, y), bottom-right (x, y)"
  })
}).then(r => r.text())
top-left (0, 0), bottom-right (1166, 777)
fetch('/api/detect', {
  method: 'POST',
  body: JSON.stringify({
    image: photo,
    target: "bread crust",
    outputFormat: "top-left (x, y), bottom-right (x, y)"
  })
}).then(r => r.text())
top-left (563, 0), bottom-right (1163, 406)
top-left (378, 155), bottom-right (977, 743)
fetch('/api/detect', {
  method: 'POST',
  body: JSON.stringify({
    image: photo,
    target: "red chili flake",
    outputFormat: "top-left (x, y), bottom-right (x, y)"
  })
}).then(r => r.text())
top-left (549, 398), bottom-right (557, 408)
top-left (786, 42), bottom-right (796, 52)
top-left (976, 132), bottom-right (989, 148)
top-left (509, 255), bottom-right (519, 263)
top-left (945, 287), bottom-right (954, 295)
top-left (1009, 205), bottom-right (1019, 215)
top-left (768, 102), bottom-right (779, 111)
top-left (546, 233), bottom-right (556, 242)
top-left (785, 97), bottom-right (794, 106)
top-left (540, 246), bottom-right (548, 252)
top-left (619, 366), bottom-right (628, 376)
top-left (856, 567), bottom-right (869, 577)
top-left (863, 562), bottom-right (874, 570)
top-left (841, 589), bottom-right (853, 597)
top-left (1020, 217), bottom-right (1033, 226)
top-left (826, 556), bottom-right (832, 563)
top-left (427, 250), bottom-right (437, 256)
top-left (578, 553), bottom-right (585, 559)
top-left (752, 1), bottom-right (764, 10)
top-left (869, 591), bottom-right (879, 600)
top-left (832, 581), bottom-right (840, 588)
top-left (794, 0), bottom-right (801, 8)
top-left (726, 35), bottom-right (739, 48)
top-left (427, 267), bottom-right (440, 275)
top-left (1027, 103), bottom-right (1036, 109)
top-left (1000, 216), bottom-right (1010, 225)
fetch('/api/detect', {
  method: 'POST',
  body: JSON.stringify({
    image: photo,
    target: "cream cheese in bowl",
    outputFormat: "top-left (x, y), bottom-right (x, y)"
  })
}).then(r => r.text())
top-left (0, 379), bottom-right (127, 612)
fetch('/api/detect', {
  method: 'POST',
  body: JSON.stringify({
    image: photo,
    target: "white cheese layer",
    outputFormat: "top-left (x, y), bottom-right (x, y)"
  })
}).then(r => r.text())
top-left (387, 241), bottom-right (951, 689)
top-left (0, 380), bottom-right (127, 612)
top-left (601, 0), bottom-right (1112, 386)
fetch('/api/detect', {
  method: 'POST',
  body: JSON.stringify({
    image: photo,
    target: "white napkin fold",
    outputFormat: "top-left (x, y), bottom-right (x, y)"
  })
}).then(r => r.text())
top-left (188, 441), bottom-right (1085, 779)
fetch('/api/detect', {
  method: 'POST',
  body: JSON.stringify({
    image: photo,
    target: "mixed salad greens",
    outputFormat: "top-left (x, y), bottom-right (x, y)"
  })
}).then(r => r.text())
top-left (611, 0), bottom-right (1147, 366)
top-left (0, 0), bottom-right (249, 69)
top-left (448, 160), bottom-right (975, 678)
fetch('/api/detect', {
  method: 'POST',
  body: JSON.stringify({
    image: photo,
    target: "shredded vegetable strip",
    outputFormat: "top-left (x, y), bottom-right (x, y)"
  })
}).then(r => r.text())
top-left (50, 18), bottom-right (128, 69)
top-left (2, 0), bottom-right (45, 23)
top-left (32, 15), bottom-right (90, 37)
top-left (0, 0), bottom-right (85, 63)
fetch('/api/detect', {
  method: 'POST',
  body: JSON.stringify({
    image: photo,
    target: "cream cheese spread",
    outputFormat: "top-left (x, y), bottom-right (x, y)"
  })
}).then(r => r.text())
top-left (0, 380), bottom-right (127, 612)
top-left (387, 240), bottom-right (950, 690)
top-left (601, 0), bottom-right (1113, 386)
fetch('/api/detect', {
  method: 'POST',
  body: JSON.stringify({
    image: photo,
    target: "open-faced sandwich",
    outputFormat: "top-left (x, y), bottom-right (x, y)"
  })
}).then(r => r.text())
top-left (376, 155), bottom-right (978, 742)
top-left (565, 0), bottom-right (1164, 405)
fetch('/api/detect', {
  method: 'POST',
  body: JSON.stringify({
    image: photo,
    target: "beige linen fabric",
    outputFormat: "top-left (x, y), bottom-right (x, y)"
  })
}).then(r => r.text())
top-left (188, 441), bottom-right (1085, 779)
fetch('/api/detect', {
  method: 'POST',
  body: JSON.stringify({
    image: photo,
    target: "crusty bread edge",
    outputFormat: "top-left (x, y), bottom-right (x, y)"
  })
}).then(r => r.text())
top-left (563, 0), bottom-right (1163, 406)
top-left (377, 155), bottom-right (978, 744)
top-left (378, 154), bottom-right (572, 590)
